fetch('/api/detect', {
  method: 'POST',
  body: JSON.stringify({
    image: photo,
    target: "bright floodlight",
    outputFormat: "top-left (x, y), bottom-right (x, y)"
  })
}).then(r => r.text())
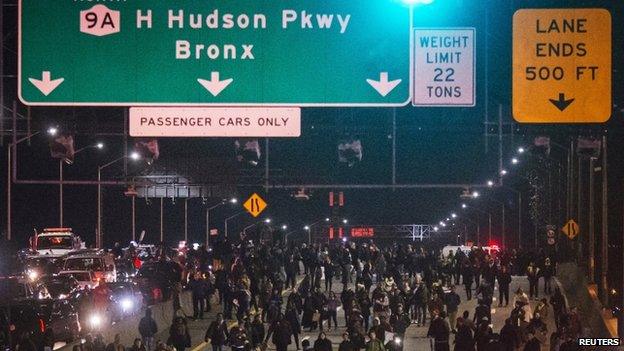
top-left (304, 225), bottom-right (310, 230)
top-left (89, 314), bottom-right (102, 328)
top-left (130, 152), bottom-right (141, 160)
top-left (500, 169), bottom-right (508, 176)
top-left (96, 142), bottom-right (104, 149)
top-left (511, 158), bottom-right (519, 165)
top-left (439, 221), bottom-right (445, 226)
top-left (472, 191), bottom-right (480, 198)
top-left (518, 147), bottom-right (525, 154)
top-left (121, 298), bottom-right (133, 311)
top-left (281, 225), bottom-right (288, 230)
top-left (451, 213), bottom-right (457, 219)
top-left (487, 180), bottom-right (494, 187)
top-left (264, 218), bottom-right (272, 224)
top-left (47, 127), bottom-right (58, 136)
top-left (402, 0), bottom-right (434, 4)
top-left (461, 203), bottom-right (467, 209)
top-left (433, 226), bottom-right (439, 232)
top-left (325, 218), bottom-right (330, 222)
top-left (230, 198), bottom-right (238, 204)
top-left (441, 222), bottom-right (447, 227)
top-left (342, 219), bottom-right (348, 224)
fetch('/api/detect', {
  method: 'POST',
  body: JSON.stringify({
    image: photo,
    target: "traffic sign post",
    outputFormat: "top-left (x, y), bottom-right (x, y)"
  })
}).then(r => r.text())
top-left (243, 193), bottom-right (267, 218)
top-left (412, 28), bottom-right (475, 107)
top-left (512, 9), bottom-right (611, 123)
top-left (19, 0), bottom-right (411, 106)
top-left (562, 219), bottom-right (579, 240)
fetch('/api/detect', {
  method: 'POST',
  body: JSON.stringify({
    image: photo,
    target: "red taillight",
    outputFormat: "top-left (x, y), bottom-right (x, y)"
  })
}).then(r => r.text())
top-left (39, 319), bottom-right (45, 333)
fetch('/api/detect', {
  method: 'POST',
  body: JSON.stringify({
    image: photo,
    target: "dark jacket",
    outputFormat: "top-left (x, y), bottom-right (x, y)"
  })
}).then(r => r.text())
top-left (266, 319), bottom-right (292, 347)
top-left (444, 292), bottom-right (461, 313)
top-left (205, 321), bottom-right (229, 345)
top-left (339, 340), bottom-right (355, 351)
top-left (138, 316), bottom-right (158, 337)
top-left (314, 338), bottom-right (333, 351)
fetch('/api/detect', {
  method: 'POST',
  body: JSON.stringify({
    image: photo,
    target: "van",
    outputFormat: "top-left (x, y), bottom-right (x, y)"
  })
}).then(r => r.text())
top-left (62, 252), bottom-right (116, 283)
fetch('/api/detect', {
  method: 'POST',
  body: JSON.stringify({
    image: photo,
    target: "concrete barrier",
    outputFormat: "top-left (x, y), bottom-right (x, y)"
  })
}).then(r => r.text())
top-left (556, 262), bottom-right (611, 338)
top-left (59, 292), bottom-right (193, 350)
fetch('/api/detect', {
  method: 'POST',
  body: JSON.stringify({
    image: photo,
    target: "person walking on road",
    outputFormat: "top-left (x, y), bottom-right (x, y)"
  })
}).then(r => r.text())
top-left (427, 311), bottom-right (450, 351)
top-left (453, 317), bottom-right (474, 351)
top-left (314, 332), bottom-right (333, 351)
top-left (168, 311), bottom-right (191, 351)
top-left (542, 258), bottom-right (554, 295)
top-left (526, 262), bottom-right (540, 300)
top-left (444, 286), bottom-right (461, 333)
top-left (497, 266), bottom-right (512, 307)
top-left (364, 331), bottom-right (385, 351)
top-left (138, 309), bottom-right (158, 351)
top-left (205, 313), bottom-right (229, 351)
top-left (265, 313), bottom-right (293, 351)
top-left (189, 272), bottom-right (209, 319)
top-left (339, 332), bottom-right (355, 351)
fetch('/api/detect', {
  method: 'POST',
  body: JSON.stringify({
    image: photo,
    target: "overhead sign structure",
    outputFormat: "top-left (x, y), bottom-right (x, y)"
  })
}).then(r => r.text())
top-left (562, 219), bottom-right (579, 240)
top-left (412, 28), bottom-right (475, 106)
top-left (243, 193), bottom-right (267, 218)
top-left (512, 9), bottom-right (611, 123)
top-left (129, 107), bottom-right (301, 137)
top-left (19, 0), bottom-right (411, 106)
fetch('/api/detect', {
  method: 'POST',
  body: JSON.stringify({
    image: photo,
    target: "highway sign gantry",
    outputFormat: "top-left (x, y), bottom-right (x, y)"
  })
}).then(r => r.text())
top-left (512, 9), bottom-right (611, 123)
top-left (19, 0), bottom-right (411, 106)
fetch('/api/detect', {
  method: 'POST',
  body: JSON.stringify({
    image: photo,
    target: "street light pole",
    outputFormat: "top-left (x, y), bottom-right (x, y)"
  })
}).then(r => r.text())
top-left (97, 153), bottom-right (137, 248)
top-left (205, 198), bottom-right (238, 248)
top-left (225, 211), bottom-right (245, 239)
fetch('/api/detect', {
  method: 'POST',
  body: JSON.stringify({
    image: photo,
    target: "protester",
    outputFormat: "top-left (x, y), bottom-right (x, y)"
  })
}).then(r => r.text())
top-left (139, 309), bottom-right (158, 351)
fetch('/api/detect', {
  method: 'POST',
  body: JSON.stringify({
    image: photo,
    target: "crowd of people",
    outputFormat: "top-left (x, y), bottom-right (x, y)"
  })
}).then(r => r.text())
top-left (69, 236), bottom-right (584, 351)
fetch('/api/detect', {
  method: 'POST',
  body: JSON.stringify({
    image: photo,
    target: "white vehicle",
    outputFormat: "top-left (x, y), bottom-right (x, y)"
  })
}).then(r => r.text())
top-left (442, 245), bottom-right (501, 258)
top-left (30, 228), bottom-right (85, 258)
top-left (58, 270), bottom-right (98, 289)
top-left (62, 252), bottom-right (116, 283)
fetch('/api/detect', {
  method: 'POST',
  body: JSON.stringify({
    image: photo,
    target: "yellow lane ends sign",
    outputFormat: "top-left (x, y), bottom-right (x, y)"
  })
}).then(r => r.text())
top-left (513, 9), bottom-right (611, 123)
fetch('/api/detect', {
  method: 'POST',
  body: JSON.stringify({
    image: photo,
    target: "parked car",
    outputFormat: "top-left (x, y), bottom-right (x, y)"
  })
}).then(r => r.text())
top-left (58, 271), bottom-right (97, 289)
top-left (32, 298), bottom-right (81, 343)
top-left (39, 275), bottom-right (80, 299)
top-left (63, 252), bottom-right (116, 283)
top-left (135, 260), bottom-right (182, 304)
top-left (0, 276), bottom-right (34, 301)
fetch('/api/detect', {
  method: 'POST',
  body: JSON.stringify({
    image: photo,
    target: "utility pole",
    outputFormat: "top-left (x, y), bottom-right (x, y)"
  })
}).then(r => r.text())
top-left (588, 157), bottom-right (595, 284)
top-left (59, 160), bottom-right (63, 226)
top-left (601, 136), bottom-right (608, 303)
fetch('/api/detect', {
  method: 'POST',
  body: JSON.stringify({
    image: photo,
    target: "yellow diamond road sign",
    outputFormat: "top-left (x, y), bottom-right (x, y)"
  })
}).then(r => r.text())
top-left (513, 9), bottom-right (611, 123)
top-left (562, 219), bottom-right (579, 240)
top-left (243, 193), bottom-right (267, 218)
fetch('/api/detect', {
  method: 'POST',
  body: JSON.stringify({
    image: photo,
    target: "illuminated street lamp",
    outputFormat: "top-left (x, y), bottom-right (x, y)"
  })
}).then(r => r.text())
top-left (487, 180), bottom-right (494, 187)
top-left (511, 158), bottom-right (519, 165)
top-left (518, 147), bottom-right (526, 154)
top-left (47, 127), bottom-right (58, 136)
top-left (500, 169), bottom-right (508, 176)
top-left (472, 191), bottom-right (480, 198)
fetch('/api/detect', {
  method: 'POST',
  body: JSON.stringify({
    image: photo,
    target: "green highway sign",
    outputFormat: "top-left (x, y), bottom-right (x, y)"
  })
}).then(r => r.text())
top-left (19, 0), bottom-right (411, 106)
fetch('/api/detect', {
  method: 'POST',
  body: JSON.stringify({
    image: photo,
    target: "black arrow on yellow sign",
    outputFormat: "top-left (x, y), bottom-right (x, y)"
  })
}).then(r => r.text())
top-left (549, 93), bottom-right (575, 112)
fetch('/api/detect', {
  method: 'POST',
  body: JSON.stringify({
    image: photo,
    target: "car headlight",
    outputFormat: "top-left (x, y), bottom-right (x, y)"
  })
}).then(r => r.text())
top-left (27, 270), bottom-right (38, 281)
top-left (89, 314), bottom-right (102, 328)
top-left (121, 298), bottom-right (133, 311)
